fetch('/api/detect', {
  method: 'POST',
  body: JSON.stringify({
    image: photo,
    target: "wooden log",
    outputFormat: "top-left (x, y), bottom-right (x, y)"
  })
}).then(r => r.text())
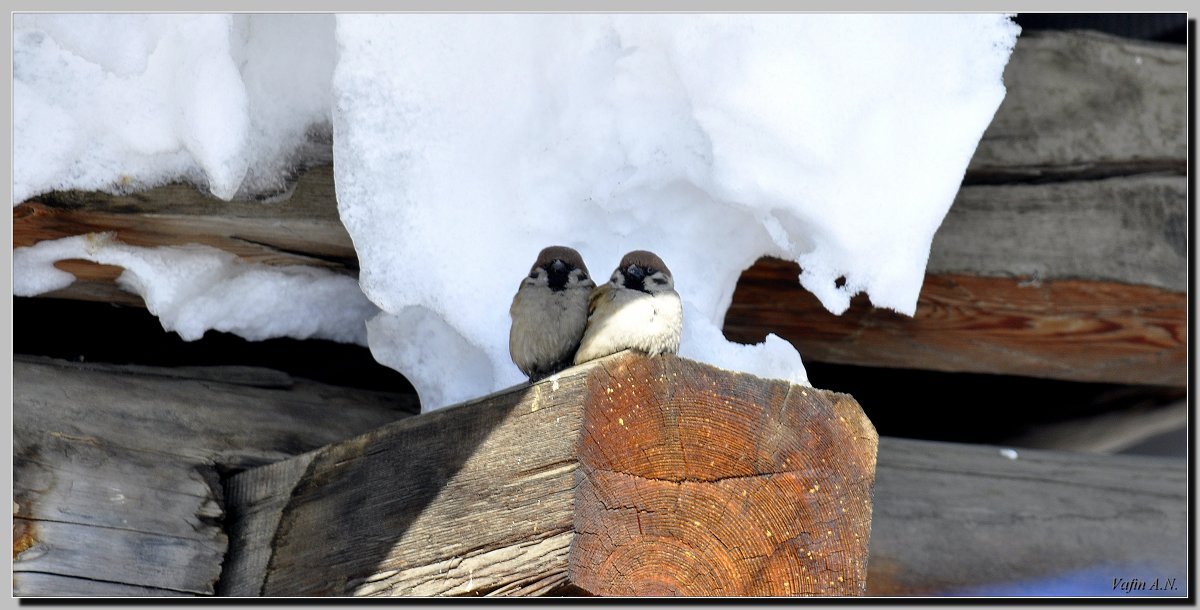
top-left (221, 351), bottom-right (879, 596)
top-left (12, 164), bottom-right (353, 306)
top-left (725, 265), bottom-right (1186, 388)
top-left (867, 438), bottom-right (1187, 596)
top-left (725, 176), bottom-right (1187, 387)
top-left (967, 31), bottom-right (1185, 182)
top-left (12, 356), bottom-right (417, 597)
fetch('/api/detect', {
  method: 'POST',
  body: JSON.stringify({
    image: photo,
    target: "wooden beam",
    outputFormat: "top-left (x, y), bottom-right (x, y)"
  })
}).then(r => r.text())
top-left (12, 356), bottom-right (417, 597)
top-left (221, 351), bottom-right (879, 597)
top-left (967, 31), bottom-right (1185, 181)
top-left (868, 438), bottom-right (1187, 596)
top-left (725, 263), bottom-right (1186, 388)
top-left (725, 175), bottom-right (1187, 387)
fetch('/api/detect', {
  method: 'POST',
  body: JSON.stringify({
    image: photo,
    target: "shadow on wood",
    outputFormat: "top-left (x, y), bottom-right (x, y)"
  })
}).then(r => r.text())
top-left (867, 438), bottom-right (1187, 596)
top-left (221, 351), bottom-right (879, 596)
top-left (12, 356), bottom-right (416, 596)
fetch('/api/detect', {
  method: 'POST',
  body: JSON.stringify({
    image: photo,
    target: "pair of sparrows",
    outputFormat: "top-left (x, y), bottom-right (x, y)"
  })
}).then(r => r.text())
top-left (509, 246), bottom-right (683, 381)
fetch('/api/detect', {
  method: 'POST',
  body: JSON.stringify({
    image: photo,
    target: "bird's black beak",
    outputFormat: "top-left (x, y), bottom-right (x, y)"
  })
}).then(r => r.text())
top-left (623, 264), bottom-right (647, 292)
top-left (546, 259), bottom-right (570, 291)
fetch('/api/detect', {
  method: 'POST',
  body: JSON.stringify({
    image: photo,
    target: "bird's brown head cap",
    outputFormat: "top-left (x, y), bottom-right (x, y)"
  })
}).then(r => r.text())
top-left (618, 250), bottom-right (671, 277)
top-left (530, 245), bottom-right (589, 276)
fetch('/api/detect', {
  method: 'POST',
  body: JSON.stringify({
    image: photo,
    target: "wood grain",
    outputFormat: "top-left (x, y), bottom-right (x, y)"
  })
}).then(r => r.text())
top-left (968, 31), bottom-right (1185, 181)
top-left (224, 351), bottom-right (878, 597)
top-left (233, 357), bottom-right (591, 596)
top-left (867, 437), bottom-right (1187, 596)
top-left (12, 355), bottom-right (417, 597)
top-left (570, 355), bottom-right (876, 596)
top-left (12, 573), bottom-right (195, 597)
top-left (726, 263), bottom-right (1186, 387)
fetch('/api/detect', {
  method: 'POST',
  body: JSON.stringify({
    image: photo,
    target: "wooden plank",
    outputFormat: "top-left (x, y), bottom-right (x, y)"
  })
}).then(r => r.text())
top-left (12, 518), bottom-right (225, 595)
top-left (930, 176), bottom-right (1186, 292)
top-left (12, 572), bottom-right (194, 597)
top-left (867, 438), bottom-right (1187, 596)
top-left (223, 351), bottom-right (878, 596)
top-left (12, 356), bottom-right (418, 597)
top-left (969, 31), bottom-right (1185, 181)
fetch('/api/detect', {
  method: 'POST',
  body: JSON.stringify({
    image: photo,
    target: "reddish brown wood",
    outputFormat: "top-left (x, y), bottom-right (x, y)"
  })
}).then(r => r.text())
top-left (569, 354), bottom-right (877, 596)
top-left (724, 258), bottom-right (1186, 387)
top-left (14, 201), bottom-right (354, 270)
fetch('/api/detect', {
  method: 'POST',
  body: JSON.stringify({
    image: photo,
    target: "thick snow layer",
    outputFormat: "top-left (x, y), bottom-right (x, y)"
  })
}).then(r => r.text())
top-left (13, 234), bottom-right (376, 344)
top-left (12, 14), bottom-right (335, 203)
top-left (334, 14), bottom-right (1017, 409)
top-left (13, 14), bottom-right (1018, 412)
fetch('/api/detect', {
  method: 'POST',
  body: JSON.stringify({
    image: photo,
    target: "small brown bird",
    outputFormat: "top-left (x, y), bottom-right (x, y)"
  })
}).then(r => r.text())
top-left (509, 246), bottom-right (595, 380)
top-left (574, 250), bottom-right (682, 365)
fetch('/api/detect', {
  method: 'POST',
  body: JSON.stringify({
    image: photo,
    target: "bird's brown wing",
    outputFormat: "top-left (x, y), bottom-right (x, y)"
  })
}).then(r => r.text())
top-left (587, 282), bottom-right (613, 318)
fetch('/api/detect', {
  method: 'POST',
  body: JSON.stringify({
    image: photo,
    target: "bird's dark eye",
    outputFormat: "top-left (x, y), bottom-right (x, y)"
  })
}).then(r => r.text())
top-left (578, 272), bottom-right (588, 280)
top-left (529, 271), bottom-right (538, 279)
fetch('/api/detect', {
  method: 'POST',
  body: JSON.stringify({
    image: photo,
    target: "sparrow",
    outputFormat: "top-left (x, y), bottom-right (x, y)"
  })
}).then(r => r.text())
top-left (573, 250), bottom-right (683, 365)
top-left (509, 245), bottom-right (595, 381)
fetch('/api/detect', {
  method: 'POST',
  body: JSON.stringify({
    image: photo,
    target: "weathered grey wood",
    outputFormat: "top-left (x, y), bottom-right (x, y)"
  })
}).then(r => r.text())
top-left (226, 365), bottom-right (591, 596)
top-left (223, 352), bottom-right (879, 596)
top-left (13, 518), bottom-right (226, 595)
top-left (969, 30), bottom-right (1185, 180)
top-left (867, 438), bottom-right (1187, 596)
top-left (930, 175), bottom-right (1186, 292)
top-left (12, 356), bottom-right (418, 597)
top-left (13, 573), bottom-right (195, 597)
top-left (217, 454), bottom-right (316, 596)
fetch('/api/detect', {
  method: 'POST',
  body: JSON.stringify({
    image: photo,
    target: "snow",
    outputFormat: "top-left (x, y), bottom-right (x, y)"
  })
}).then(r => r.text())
top-left (13, 233), bottom-right (376, 344)
top-left (12, 14), bottom-right (334, 202)
top-left (12, 14), bottom-right (1019, 411)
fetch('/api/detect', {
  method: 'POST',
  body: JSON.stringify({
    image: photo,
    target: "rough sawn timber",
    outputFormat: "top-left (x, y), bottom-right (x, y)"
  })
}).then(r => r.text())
top-left (220, 351), bottom-right (880, 596)
top-left (12, 356), bottom-right (417, 597)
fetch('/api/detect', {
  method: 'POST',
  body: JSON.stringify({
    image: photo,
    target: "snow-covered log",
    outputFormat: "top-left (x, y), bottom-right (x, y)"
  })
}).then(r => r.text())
top-left (725, 31), bottom-right (1186, 387)
top-left (12, 30), bottom-right (1185, 388)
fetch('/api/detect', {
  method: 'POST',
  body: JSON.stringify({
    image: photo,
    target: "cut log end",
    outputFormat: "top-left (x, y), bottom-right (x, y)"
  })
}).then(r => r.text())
top-left (568, 354), bottom-right (878, 596)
